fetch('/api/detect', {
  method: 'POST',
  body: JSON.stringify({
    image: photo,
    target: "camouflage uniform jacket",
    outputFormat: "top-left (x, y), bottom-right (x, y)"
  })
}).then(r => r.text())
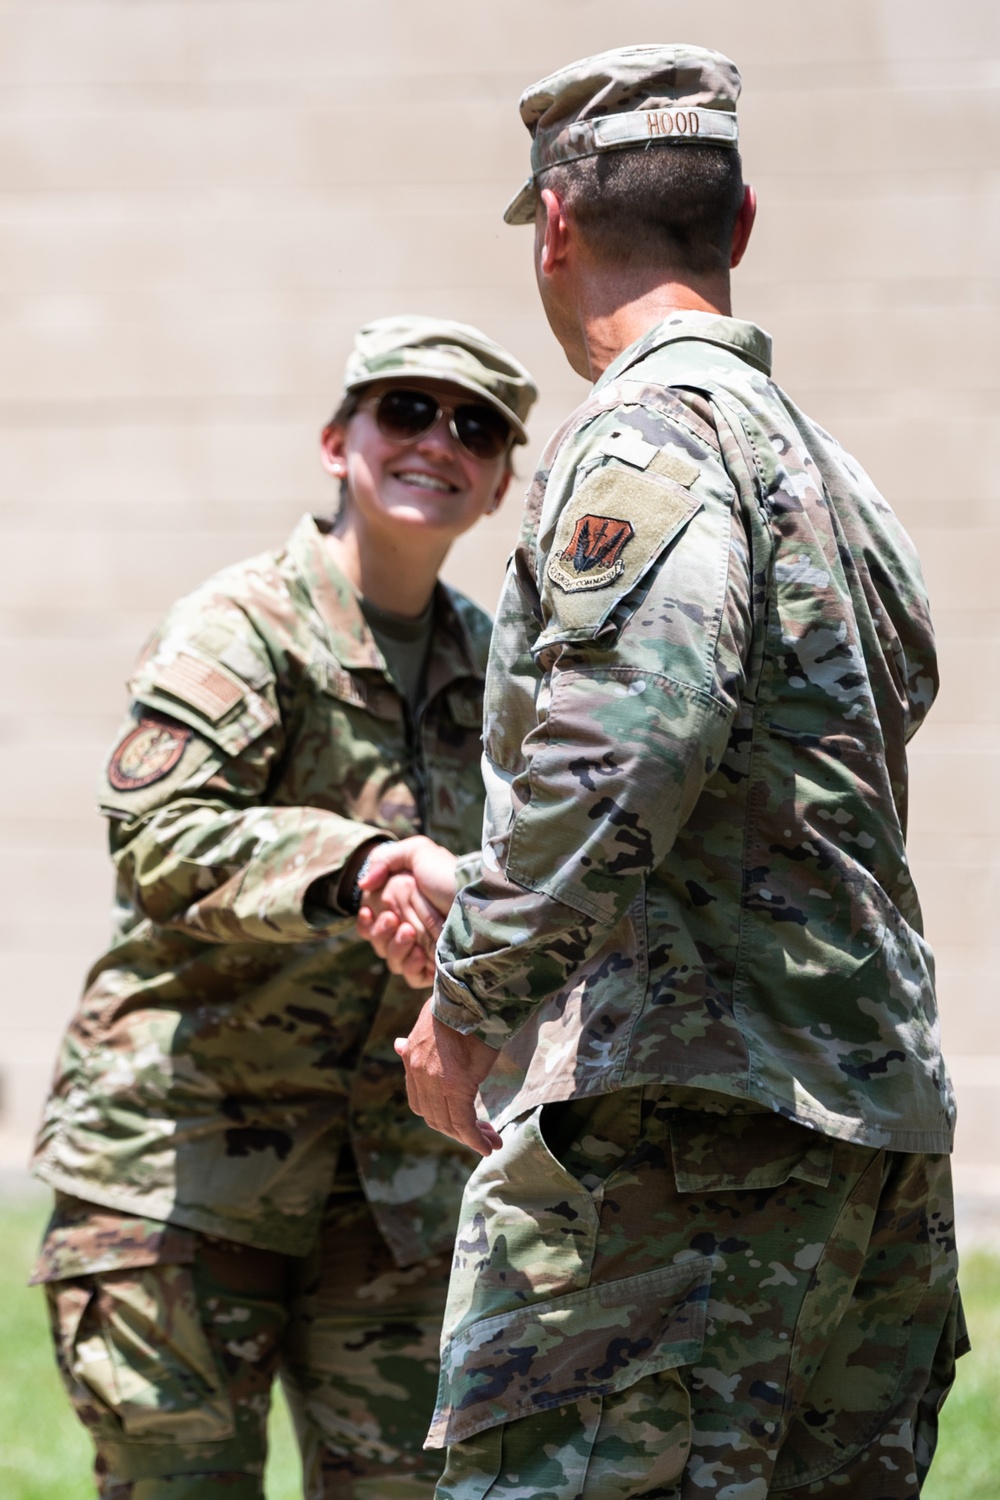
top-left (33, 514), bottom-right (488, 1261)
top-left (433, 312), bottom-right (955, 1154)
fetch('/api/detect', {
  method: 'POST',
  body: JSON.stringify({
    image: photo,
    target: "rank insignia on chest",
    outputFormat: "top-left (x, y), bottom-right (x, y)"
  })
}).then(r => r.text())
top-left (548, 513), bottom-right (636, 593)
top-left (108, 715), bottom-right (192, 790)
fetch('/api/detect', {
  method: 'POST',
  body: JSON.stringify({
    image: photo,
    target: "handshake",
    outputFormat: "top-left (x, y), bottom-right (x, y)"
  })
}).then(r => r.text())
top-left (346, 835), bottom-right (503, 1157)
top-left (353, 835), bottom-right (461, 989)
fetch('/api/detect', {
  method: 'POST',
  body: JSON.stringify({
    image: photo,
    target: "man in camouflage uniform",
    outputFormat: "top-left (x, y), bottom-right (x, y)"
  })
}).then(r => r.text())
top-left (30, 317), bottom-right (537, 1498)
top-left (388, 45), bottom-right (967, 1499)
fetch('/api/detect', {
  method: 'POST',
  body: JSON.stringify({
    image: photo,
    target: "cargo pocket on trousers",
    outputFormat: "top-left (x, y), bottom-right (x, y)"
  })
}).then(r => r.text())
top-left (428, 1253), bottom-right (713, 1454)
top-left (49, 1262), bottom-right (236, 1444)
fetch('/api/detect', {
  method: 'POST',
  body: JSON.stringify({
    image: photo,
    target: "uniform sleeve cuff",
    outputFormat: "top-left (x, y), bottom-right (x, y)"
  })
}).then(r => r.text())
top-left (301, 828), bottom-right (396, 930)
top-left (430, 982), bottom-right (510, 1048)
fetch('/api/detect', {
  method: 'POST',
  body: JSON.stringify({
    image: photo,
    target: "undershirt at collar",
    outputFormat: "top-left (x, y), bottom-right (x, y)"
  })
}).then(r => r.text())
top-left (359, 594), bottom-right (435, 714)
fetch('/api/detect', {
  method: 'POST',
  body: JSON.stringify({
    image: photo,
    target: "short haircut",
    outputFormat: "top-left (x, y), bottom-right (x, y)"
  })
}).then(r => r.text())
top-left (545, 142), bottom-right (744, 276)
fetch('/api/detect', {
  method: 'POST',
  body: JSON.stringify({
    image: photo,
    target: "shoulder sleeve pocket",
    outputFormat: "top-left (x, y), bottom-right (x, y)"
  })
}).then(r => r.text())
top-left (99, 644), bottom-right (280, 818)
top-left (538, 461), bottom-right (701, 649)
top-left (131, 646), bottom-right (278, 756)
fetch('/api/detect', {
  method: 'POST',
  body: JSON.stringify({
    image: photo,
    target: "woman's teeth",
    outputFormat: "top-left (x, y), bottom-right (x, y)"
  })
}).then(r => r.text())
top-left (396, 471), bottom-right (454, 492)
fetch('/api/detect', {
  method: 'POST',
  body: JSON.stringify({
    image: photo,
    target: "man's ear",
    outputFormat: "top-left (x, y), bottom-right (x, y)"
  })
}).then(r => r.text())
top-left (320, 423), bottom-right (347, 478)
top-left (538, 186), bottom-right (572, 277)
top-left (730, 184), bottom-right (757, 269)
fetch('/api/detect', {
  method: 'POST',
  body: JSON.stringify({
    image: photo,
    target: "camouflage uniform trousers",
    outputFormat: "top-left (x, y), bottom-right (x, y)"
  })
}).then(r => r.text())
top-left (431, 1088), bottom-right (967, 1500)
top-left (35, 1158), bottom-right (450, 1500)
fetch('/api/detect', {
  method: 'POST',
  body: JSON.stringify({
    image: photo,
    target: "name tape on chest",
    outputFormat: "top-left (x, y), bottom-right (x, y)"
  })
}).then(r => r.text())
top-left (323, 661), bottom-right (403, 721)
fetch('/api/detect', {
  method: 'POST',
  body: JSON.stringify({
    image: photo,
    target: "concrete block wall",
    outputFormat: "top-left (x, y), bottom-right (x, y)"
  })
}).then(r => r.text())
top-left (1, 1), bottom-right (997, 1219)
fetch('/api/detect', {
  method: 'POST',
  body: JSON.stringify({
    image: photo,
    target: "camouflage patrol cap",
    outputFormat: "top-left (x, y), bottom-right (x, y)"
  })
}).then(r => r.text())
top-left (505, 43), bottom-right (741, 226)
top-left (343, 315), bottom-right (538, 444)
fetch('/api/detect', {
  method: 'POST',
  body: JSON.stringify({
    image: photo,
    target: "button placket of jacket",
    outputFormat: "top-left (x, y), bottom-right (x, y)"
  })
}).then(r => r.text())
top-left (405, 697), bottom-right (429, 834)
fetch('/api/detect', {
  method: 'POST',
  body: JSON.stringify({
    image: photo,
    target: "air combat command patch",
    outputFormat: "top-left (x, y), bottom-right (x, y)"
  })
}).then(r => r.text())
top-left (545, 463), bottom-right (702, 620)
top-left (107, 714), bottom-right (192, 791)
top-left (549, 513), bottom-right (635, 592)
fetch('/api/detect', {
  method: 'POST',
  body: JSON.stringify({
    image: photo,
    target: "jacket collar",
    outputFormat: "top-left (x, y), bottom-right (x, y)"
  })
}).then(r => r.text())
top-left (594, 309), bottom-right (773, 391)
top-left (286, 514), bottom-right (484, 688)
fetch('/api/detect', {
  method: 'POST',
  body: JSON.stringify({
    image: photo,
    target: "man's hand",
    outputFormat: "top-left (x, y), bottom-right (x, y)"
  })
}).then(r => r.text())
top-left (361, 837), bottom-right (459, 913)
top-left (394, 997), bottom-right (502, 1156)
top-left (357, 838), bottom-right (460, 988)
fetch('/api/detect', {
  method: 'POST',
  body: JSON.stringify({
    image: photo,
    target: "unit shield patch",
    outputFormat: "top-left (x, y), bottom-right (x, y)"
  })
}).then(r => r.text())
top-left (540, 461), bottom-right (703, 643)
top-left (108, 714), bottom-right (192, 791)
top-left (549, 513), bottom-right (636, 593)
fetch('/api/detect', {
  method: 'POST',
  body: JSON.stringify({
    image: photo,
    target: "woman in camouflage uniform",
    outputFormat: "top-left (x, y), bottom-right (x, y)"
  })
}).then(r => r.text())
top-left (30, 316), bottom-right (537, 1500)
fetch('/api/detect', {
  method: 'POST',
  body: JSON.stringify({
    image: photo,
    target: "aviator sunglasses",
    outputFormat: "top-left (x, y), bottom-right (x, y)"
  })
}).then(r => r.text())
top-left (365, 387), bottom-right (513, 462)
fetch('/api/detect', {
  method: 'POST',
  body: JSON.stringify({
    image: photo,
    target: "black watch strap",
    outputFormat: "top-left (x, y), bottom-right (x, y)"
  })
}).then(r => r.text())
top-left (341, 841), bottom-right (390, 916)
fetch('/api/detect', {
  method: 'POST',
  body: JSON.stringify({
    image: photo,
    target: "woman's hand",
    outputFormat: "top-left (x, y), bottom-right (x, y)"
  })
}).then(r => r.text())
top-left (358, 872), bottom-right (439, 987)
top-left (356, 838), bottom-right (459, 987)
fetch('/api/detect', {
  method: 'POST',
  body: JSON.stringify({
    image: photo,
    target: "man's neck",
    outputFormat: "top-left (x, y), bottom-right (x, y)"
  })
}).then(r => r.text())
top-left (570, 271), bottom-right (732, 382)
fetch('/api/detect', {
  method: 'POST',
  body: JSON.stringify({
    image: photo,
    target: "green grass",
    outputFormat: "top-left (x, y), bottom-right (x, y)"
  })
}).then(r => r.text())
top-left (0, 1198), bottom-right (300, 1500)
top-left (0, 1196), bottom-right (996, 1498)
top-left (922, 1250), bottom-right (1000, 1500)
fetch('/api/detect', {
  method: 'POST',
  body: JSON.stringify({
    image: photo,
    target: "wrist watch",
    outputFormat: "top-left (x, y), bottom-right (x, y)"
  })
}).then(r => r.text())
top-left (340, 841), bottom-right (390, 916)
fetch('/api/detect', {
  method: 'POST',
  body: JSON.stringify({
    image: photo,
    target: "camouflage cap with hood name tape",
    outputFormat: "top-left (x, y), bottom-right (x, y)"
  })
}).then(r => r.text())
top-left (343, 314), bottom-right (538, 444)
top-left (504, 43), bottom-right (741, 226)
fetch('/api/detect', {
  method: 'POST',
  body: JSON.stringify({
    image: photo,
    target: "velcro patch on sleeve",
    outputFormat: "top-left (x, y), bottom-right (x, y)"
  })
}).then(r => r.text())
top-left (107, 714), bottom-right (193, 790)
top-left (648, 447), bottom-right (700, 487)
top-left (596, 428), bottom-right (701, 489)
top-left (547, 463), bottom-right (701, 600)
top-left (148, 651), bottom-right (245, 721)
